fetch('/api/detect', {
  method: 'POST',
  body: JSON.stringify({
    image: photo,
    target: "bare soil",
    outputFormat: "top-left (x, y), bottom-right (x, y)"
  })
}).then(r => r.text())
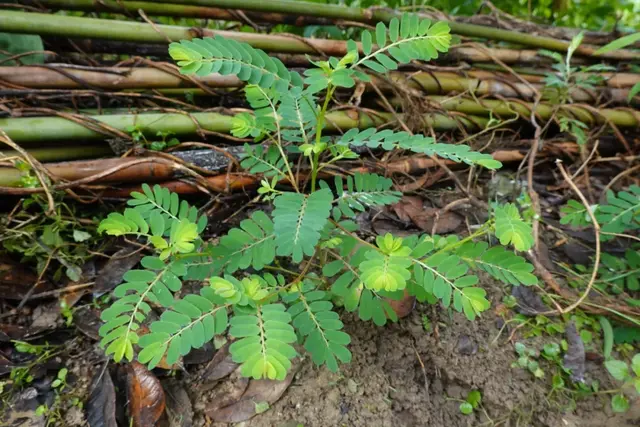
top-left (187, 277), bottom-right (640, 427)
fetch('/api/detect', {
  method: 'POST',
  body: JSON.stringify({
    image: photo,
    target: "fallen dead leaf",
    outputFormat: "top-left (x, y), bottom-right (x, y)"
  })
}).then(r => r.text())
top-left (203, 368), bottom-right (249, 413)
top-left (511, 286), bottom-right (549, 316)
top-left (392, 196), bottom-right (423, 223)
top-left (563, 322), bottom-right (585, 383)
top-left (199, 342), bottom-right (238, 386)
top-left (392, 197), bottom-right (462, 233)
top-left (127, 362), bottom-right (166, 427)
top-left (162, 379), bottom-right (193, 427)
top-left (386, 290), bottom-right (415, 318)
top-left (86, 366), bottom-right (117, 427)
top-left (93, 247), bottom-right (142, 296)
top-left (183, 342), bottom-right (215, 365)
top-left (208, 360), bottom-right (300, 423)
top-left (0, 255), bottom-right (53, 300)
top-left (74, 306), bottom-right (102, 341)
top-left (0, 387), bottom-right (45, 427)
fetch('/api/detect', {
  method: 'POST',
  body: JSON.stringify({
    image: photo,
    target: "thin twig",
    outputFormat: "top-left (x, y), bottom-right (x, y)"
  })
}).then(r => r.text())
top-left (555, 160), bottom-right (600, 314)
top-left (0, 131), bottom-right (56, 215)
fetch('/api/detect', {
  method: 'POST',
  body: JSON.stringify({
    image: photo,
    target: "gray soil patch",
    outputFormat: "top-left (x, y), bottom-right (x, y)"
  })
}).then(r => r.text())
top-left (190, 278), bottom-right (639, 427)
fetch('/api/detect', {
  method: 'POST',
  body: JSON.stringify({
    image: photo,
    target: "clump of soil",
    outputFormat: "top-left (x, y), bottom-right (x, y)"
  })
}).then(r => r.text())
top-left (188, 278), bottom-right (638, 427)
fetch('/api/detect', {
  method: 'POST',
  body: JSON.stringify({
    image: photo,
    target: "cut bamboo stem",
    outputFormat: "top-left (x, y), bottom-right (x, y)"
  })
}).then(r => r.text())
top-left (1, 10), bottom-right (637, 61)
top-left (19, 0), bottom-right (334, 25)
top-left (0, 109), bottom-right (488, 144)
top-left (1, 67), bottom-right (635, 104)
top-left (0, 149), bottom-right (525, 189)
top-left (144, 0), bottom-right (640, 59)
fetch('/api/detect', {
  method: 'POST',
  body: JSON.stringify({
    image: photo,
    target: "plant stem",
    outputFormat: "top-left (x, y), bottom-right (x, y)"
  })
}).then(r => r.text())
top-left (310, 85), bottom-right (335, 192)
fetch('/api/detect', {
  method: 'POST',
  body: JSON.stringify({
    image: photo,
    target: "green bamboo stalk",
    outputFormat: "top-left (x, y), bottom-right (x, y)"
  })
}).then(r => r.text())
top-left (0, 10), bottom-right (348, 55)
top-left (1, 145), bottom-right (113, 162)
top-left (0, 110), bottom-right (488, 144)
top-left (1, 9), bottom-right (637, 61)
top-left (149, 0), bottom-right (640, 58)
top-left (21, 0), bottom-right (331, 25)
top-left (429, 96), bottom-right (640, 127)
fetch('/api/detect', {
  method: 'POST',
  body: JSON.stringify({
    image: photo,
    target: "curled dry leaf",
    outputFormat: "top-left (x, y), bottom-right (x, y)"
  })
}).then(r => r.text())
top-left (74, 306), bottom-right (102, 341)
top-left (563, 322), bottom-right (586, 382)
top-left (204, 368), bottom-right (250, 415)
top-left (162, 379), bottom-right (193, 427)
top-left (0, 255), bottom-right (53, 300)
top-left (208, 360), bottom-right (300, 423)
top-left (0, 387), bottom-right (45, 427)
top-left (93, 247), bottom-right (143, 296)
top-left (86, 366), bottom-right (117, 427)
top-left (199, 342), bottom-right (239, 387)
top-left (127, 361), bottom-right (166, 427)
top-left (386, 289), bottom-right (415, 318)
top-left (392, 196), bottom-right (462, 233)
top-left (511, 286), bottom-right (549, 316)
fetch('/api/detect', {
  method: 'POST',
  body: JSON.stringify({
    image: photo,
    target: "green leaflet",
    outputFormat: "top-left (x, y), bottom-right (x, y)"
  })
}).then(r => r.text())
top-left (351, 14), bottom-right (451, 74)
top-left (138, 287), bottom-right (228, 369)
top-left (597, 251), bottom-right (640, 293)
top-left (493, 203), bottom-right (534, 251)
top-left (285, 288), bottom-right (351, 372)
top-left (320, 173), bottom-right (402, 220)
top-left (229, 304), bottom-right (297, 380)
top-left (456, 242), bottom-right (537, 286)
top-left (168, 35), bottom-right (302, 92)
top-left (560, 199), bottom-right (594, 227)
top-left (597, 185), bottom-right (640, 238)
top-left (336, 128), bottom-right (501, 170)
top-left (278, 86), bottom-right (318, 144)
top-left (244, 85), bottom-right (279, 136)
top-left (273, 189), bottom-right (333, 262)
top-left (185, 211), bottom-right (276, 280)
top-left (99, 258), bottom-right (187, 363)
top-left (125, 183), bottom-right (208, 234)
top-left (405, 235), bottom-right (489, 321)
top-left (240, 144), bottom-right (292, 179)
top-left (323, 236), bottom-right (398, 326)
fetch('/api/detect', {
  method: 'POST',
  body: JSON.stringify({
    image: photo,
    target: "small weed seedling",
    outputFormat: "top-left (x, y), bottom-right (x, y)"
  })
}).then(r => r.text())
top-left (604, 353), bottom-right (640, 413)
top-left (97, 14), bottom-right (538, 382)
top-left (458, 390), bottom-right (482, 415)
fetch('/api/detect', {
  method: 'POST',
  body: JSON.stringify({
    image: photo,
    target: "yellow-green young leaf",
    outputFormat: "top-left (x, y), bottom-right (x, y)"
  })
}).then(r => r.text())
top-left (359, 249), bottom-right (412, 292)
top-left (229, 305), bottom-right (296, 380)
top-left (149, 235), bottom-right (168, 250)
top-left (210, 276), bottom-right (241, 303)
top-left (493, 204), bottom-right (534, 251)
top-left (376, 233), bottom-right (408, 255)
top-left (170, 220), bottom-right (198, 254)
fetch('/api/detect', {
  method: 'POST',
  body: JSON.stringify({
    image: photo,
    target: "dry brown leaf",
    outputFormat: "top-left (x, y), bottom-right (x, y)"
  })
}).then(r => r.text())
top-left (162, 379), bottom-right (193, 427)
top-left (0, 255), bottom-right (53, 300)
top-left (74, 306), bottom-right (102, 341)
top-left (410, 208), bottom-right (462, 234)
top-left (86, 366), bottom-right (117, 427)
top-left (208, 361), bottom-right (300, 423)
top-left (199, 342), bottom-right (238, 386)
top-left (392, 197), bottom-right (462, 233)
top-left (386, 290), bottom-right (415, 318)
top-left (392, 196), bottom-right (423, 222)
top-left (204, 368), bottom-right (249, 413)
top-left (93, 247), bottom-right (142, 296)
top-left (127, 362), bottom-right (166, 427)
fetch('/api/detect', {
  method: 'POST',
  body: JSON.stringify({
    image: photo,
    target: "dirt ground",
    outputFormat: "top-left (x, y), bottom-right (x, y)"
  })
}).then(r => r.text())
top-left (181, 277), bottom-right (639, 427)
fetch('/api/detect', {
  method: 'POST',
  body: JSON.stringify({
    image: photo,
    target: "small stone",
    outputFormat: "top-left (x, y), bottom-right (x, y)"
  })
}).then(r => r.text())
top-left (347, 379), bottom-right (358, 394)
